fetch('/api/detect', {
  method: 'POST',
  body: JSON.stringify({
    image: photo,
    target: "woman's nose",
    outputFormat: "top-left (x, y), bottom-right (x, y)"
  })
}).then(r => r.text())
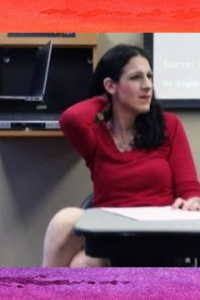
top-left (142, 77), bottom-right (152, 89)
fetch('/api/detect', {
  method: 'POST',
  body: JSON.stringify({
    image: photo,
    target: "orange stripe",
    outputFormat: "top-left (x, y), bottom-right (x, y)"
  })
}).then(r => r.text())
top-left (0, 0), bottom-right (199, 31)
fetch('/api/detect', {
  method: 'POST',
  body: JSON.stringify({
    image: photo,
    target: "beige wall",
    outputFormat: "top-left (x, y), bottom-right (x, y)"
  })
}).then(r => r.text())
top-left (98, 33), bottom-right (143, 56)
top-left (0, 33), bottom-right (199, 266)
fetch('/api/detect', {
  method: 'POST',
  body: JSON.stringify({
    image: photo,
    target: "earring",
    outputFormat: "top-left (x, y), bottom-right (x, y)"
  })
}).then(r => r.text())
top-left (95, 112), bottom-right (105, 123)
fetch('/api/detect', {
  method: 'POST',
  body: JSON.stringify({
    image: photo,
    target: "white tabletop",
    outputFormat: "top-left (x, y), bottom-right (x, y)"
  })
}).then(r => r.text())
top-left (75, 208), bottom-right (200, 234)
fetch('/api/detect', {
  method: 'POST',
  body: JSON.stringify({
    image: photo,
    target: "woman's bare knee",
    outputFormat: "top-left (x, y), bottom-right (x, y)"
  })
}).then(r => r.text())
top-left (45, 207), bottom-right (83, 246)
top-left (51, 207), bottom-right (84, 227)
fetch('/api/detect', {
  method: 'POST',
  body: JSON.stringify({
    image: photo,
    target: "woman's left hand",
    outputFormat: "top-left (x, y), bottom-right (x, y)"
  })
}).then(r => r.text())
top-left (172, 197), bottom-right (200, 211)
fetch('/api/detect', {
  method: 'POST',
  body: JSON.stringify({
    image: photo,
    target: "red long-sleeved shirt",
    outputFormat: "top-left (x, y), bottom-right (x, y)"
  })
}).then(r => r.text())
top-left (60, 96), bottom-right (200, 207)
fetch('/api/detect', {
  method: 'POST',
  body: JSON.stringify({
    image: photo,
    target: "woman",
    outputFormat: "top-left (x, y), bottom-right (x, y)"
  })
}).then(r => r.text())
top-left (42, 44), bottom-right (200, 267)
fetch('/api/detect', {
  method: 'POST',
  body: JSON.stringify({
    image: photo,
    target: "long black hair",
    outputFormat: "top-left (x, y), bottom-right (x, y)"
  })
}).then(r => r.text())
top-left (89, 44), bottom-right (166, 150)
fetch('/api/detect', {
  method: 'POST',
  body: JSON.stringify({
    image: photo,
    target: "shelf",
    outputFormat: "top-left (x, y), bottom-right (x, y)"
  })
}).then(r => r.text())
top-left (0, 33), bottom-right (98, 47)
top-left (0, 33), bottom-right (98, 69)
top-left (0, 130), bottom-right (64, 137)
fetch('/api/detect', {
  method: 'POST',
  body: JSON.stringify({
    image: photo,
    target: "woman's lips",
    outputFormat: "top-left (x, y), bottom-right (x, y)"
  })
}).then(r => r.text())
top-left (139, 95), bottom-right (151, 102)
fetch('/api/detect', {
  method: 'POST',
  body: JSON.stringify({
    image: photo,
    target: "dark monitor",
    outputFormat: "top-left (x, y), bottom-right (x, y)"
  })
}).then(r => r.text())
top-left (29, 40), bottom-right (52, 98)
top-left (0, 46), bottom-right (93, 114)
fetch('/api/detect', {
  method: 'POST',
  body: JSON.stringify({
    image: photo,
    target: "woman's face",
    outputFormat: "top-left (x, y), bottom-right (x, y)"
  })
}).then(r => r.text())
top-left (112, 55), bottom-right (153, 114)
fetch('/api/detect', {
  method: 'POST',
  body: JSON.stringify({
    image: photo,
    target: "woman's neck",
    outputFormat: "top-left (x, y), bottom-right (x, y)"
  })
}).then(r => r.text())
top-left (109, 119), bottom-right (134, 143)
top-left (111, 103), bottom-right (136, 131)
top-left (105, 100), bottom-right (137, 152)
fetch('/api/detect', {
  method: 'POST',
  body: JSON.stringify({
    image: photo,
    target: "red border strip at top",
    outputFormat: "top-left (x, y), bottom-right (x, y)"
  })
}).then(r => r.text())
top-left (0, 0), bottom-right (200, 32)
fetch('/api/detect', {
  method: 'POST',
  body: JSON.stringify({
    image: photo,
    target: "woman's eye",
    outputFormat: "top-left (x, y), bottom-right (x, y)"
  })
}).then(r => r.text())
top-left (148, 73), bottom-right (153, 79)
top-left (130, 75), bottom-right (141, 80)
top-left (130, 73), bottom-right (153, 80)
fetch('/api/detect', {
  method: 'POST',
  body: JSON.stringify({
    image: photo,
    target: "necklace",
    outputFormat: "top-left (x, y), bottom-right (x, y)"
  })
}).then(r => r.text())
top-left (116, 137), bottom-right (134, 152)
top-left (107, 121), bottom-right (134, 152)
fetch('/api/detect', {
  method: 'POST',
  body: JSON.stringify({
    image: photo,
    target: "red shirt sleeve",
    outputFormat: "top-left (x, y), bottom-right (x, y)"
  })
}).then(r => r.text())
top-left (59, 96), bottom-right (108, 167)
top-left (166, 113), bottom-right (200, 199)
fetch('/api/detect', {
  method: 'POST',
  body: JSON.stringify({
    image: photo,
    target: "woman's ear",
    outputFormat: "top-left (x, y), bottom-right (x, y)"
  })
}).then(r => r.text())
top-left (103, 78), bottom-right (116, 95)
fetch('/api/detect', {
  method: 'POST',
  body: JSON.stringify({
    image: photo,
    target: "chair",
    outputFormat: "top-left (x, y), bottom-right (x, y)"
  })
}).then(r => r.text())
top-left (80, 193), bottom-right (94, 209)
top-left (79, 193), bottom-right (198, 267)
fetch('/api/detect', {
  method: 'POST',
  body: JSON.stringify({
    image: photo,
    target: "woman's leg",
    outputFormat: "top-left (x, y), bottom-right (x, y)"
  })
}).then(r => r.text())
top-left (69, 250), bottom-right (111, 267)
top-left (42, 207), bottom-right (84, 267)
top-left (42, 207), bottom-right (110, 267)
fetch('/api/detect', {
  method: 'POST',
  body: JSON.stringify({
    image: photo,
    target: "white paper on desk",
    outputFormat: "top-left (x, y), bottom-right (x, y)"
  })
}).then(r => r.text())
top-left (101, 206), bottom-right (200, 221)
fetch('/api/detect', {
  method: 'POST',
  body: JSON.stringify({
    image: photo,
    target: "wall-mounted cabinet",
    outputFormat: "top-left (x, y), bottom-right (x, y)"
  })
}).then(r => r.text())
top-left (0, 33), bottom-right (98, 137)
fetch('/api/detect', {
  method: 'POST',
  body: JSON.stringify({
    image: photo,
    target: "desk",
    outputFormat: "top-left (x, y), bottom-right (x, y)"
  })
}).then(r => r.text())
top-left (75, 208), bottom-right (200, 267)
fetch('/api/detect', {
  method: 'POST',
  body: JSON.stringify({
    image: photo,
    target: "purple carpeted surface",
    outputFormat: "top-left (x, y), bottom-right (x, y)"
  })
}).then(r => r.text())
top-left (0, 268), bottom-right (200, 299)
